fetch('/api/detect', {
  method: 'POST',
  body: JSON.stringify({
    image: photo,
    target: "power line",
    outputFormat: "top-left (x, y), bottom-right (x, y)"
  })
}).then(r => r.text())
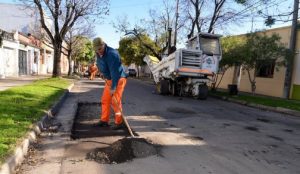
top-left (204, 0), bottom-right (288, 30)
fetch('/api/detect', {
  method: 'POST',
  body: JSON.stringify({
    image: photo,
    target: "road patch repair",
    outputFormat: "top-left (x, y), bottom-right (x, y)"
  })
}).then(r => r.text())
top-left (71, 103), bottom-right (160, 164)
top-left (86, 138), bottom-right (159, 164)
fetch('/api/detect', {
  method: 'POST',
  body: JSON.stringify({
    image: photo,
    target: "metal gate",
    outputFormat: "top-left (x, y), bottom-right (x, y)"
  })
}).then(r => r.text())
top-left (19, 50), bottom-right (27, 75)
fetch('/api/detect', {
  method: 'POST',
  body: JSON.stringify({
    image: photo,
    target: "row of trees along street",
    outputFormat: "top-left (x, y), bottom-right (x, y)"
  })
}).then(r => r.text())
top-left (20, 0), bottom-right (109, 77)
top-left (17, 0), bottom-right (298, 99)
top-left (114, 0), bottom-right (297, 98)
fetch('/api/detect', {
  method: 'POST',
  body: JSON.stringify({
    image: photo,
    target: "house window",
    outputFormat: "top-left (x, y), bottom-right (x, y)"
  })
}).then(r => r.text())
top-left (256, 60), bottom-right (275, 78)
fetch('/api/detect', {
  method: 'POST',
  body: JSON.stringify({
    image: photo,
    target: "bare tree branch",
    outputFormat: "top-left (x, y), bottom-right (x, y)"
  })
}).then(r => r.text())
top-left (21, 0), bottom-right (109, 77)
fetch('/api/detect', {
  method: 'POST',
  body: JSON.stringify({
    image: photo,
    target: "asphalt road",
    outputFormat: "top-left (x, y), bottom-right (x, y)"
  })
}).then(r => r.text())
top-left (17, 78), bottom-right (300, 174)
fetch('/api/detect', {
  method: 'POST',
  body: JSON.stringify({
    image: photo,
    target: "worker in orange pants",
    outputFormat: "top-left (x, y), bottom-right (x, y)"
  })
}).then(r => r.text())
top-left (93, 37), bottom-right (127, 130)
top-left (101, 78), bottom-right (126, 127)
top-left (89, 62), bottom-right (98, 80)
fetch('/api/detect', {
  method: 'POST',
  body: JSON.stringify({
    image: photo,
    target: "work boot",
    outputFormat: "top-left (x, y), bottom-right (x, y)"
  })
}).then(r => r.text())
top-left (111, 123), bottom-right (125, 130)
top-left (94, 121), bottom-right (110, 127)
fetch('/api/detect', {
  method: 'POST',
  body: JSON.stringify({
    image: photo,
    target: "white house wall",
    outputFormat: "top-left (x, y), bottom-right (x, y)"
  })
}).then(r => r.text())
top-left (26, 46), bottom-right (40, 75)
top-left (47, 52), bottom-right (53, 73)
top-left (0, 46), bottom-right (4, 78)
top-left (0, 38), bottom-right (45, 78)
top-left (0, 40), bottom-right (19, 77)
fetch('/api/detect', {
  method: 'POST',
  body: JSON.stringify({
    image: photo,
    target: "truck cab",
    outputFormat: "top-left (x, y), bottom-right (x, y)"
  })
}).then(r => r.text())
top-left (186, 33), bottom-right (222, 74)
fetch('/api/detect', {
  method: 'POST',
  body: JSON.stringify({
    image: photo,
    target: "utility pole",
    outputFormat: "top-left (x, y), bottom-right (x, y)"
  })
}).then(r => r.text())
top-left (283, 0), bottom-right (299, 99)
top-left (173, 0), bottom-right (179, 47)
top-left (168, 27), bottom-right (172, 54)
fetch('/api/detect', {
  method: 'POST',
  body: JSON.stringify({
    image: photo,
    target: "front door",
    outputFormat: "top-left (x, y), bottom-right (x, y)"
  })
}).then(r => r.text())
top-left (19, 50), bottom-right (27, 75)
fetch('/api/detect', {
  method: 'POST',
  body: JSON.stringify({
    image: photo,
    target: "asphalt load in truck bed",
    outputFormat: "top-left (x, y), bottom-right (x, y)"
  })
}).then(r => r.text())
top-left (86, 137), bottom-right (160, 164)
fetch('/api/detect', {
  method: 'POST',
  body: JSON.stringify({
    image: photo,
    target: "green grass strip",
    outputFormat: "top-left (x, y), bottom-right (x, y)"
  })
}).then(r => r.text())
top-left (0, 78), bottom-right (70, 163)
top-left (211, 91), bottom-right (300, 112)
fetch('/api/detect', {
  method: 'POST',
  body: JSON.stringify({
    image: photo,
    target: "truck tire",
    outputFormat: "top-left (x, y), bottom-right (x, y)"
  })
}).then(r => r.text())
top-left (170, 81), bottom-right (178, 96)
top-left (156, 80), bottom-right (169, 95)
top-left (198, 84), bottom-right (208, 100)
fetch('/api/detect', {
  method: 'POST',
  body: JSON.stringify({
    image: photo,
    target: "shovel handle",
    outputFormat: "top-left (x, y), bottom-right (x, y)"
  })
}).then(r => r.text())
top-left (112, 96), bottom-right (135, 137)
top-left (104, 79), bottom-right (135, 137)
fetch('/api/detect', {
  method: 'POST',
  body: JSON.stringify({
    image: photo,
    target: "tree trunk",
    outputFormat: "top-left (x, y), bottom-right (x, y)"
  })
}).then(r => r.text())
top-left (52, 42), bottom-right (62, 77)
top-left (251, 81), bottom-right (256, 95)
top-left (73, 60), bottom-right (78, 73)
top-left (246, 69), bottom-right (256, 95)
top-left (137, 66), bottom-right (140, 78)
top-left (67, 49), bottom-right (72, 76)
top-left (211, 74), bottom-right (218, 91)
top-left (232, 66), bottom-right (240, 85)
top-left (216, 70), bottom-right (226, 89)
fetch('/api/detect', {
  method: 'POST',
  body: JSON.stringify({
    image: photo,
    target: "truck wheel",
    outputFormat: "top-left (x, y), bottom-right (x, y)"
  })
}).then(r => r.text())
top-left (170, 82), bottom-right (178, 96)
top-left (198, 84), bottom-right (208, 100)
top-left (156, 80), bottom-right (169, 95)
top-left (156, 83), bottom-right (162, 94)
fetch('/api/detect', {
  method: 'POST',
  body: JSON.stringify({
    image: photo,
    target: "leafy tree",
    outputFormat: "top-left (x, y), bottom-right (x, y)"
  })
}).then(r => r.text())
top-left (65, 23), bottom-right (95, 76)
top-left (212, 36), bottom-right (245, 90)
top-left (72, 37), bottom-right (95, 68)
top-left (112, 16), bottom-right (163, 60)
top-left (118, 37), bottom-right (135, 66)
top-left (241, 33), bottom-right (289, 94)
top-left (118, 35), bottom-right (160, 77)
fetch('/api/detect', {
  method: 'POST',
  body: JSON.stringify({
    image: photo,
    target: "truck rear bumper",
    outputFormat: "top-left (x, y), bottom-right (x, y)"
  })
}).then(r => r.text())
top-left (177, 67), bottom-right (214, 77)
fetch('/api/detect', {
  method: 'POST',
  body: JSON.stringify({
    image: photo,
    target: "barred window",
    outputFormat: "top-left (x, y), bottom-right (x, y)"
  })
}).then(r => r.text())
top-left (256, 60), bottom-right (275, 78)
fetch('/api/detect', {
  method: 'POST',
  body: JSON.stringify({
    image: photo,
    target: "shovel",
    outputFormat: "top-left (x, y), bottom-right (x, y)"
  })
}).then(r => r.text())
top-left (104, 79), bottom-right (135, 137)
top-left (112, 95), bottom-right (135, 137)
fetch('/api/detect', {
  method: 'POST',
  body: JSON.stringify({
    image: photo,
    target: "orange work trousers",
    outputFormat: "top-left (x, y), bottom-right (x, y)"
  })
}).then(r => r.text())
top-left (100, 78), bottom-right (127, 125)
top-left (90, 71), bottom-right (97, 80)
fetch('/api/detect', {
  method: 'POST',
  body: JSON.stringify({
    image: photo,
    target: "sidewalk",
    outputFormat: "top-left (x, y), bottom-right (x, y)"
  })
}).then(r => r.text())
top-left (0, 75), bottom-right (50, 91)
top-left (15, 78), bottom-right (106, 174)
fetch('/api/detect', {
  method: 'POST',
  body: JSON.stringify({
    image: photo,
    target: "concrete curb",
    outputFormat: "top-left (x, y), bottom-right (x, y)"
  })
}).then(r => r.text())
top-left (209, 93), bottom-right (300, 117)
top-left (0, 83), bottom-right (75, 174)
top-left (39, 83), bottom-right (74, 130)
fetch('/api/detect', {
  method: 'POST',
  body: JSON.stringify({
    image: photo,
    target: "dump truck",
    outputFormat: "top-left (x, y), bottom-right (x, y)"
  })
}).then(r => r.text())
top-left (144, 32), bottom-right (222, 99)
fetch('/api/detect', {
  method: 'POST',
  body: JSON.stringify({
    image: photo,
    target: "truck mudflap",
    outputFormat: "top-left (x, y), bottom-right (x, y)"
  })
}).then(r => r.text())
top-left (177, 67), bottom-right (214, 76)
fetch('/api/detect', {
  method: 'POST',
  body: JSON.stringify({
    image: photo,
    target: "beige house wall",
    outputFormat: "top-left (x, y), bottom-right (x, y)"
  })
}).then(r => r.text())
top-left (217, 26), bottom-right (300, 98)
top-left (216, 67), bottom-right (236, 89)
top-left (238, 66), bottom-right (286, 97)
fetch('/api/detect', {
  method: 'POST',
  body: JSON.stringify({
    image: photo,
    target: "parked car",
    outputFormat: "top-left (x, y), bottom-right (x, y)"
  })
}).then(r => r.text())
top-left (128, 69), bottom-right (137, 77)
top-left (83, 70), bottom-right (90, 78)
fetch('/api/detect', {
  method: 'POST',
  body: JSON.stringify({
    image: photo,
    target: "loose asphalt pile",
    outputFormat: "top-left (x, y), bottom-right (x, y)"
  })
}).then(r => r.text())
top-left (86, 137), bottom-right (159, 164)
